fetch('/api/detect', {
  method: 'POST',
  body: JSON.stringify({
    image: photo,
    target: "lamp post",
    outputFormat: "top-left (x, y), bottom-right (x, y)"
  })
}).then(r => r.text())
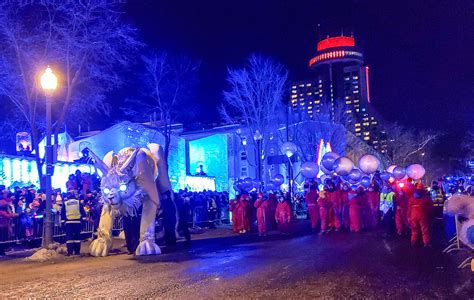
top-left (253, 129), bottom-right (263, 187)
top-left (40, 66), bottom-right (57, 248)
top-left (281, 141), bottom-right (297, 200)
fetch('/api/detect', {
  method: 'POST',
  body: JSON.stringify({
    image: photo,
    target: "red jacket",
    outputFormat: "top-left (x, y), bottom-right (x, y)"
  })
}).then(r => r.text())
top-left (275, 201), bottom-right (291, 224)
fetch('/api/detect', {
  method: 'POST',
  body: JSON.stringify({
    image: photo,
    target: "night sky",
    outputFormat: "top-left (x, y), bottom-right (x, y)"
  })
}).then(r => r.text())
top-left (124, 0), bottom-right (473, 130)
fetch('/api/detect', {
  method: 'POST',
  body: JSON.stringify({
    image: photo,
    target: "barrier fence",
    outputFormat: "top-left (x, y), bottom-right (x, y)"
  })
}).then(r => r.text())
top-left (0, 213), bottom-right (123, 245)
top-left (1, 206), bottom-right (230, 245)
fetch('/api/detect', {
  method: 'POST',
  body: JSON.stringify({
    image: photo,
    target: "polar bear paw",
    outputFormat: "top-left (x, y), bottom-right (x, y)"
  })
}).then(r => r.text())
top-left (90, 236), bottom-right (113, 257)
top-left (135, 239), bottom-right (161, 256)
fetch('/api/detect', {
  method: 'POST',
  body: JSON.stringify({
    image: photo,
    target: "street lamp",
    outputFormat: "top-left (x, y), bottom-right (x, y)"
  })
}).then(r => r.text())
top-left (281, 141), bottom-right (297, 201)
top-left (40, 66), bottom-right (57, 248)
top-left (253, 130), bottom-right (263, 186)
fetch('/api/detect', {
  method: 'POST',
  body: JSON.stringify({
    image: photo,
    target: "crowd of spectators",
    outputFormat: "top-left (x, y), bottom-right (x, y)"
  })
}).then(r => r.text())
top-left (0, 170), bottom-right (102, 255)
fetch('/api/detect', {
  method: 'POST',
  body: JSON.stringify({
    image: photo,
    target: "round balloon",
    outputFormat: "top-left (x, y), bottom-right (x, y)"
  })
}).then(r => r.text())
top-left (334, 156), bottom-right (354, 176)
top-left (281, 141), bottom-right (298, 157)
top-left (406, 164), bottom-right (425, 180)
top-left (358, 154), bottom-right (380, 174)
top-left (273, 174), bottom-right (284, 186)
top-left (252, 179), bottom-right (261, 189)
top-left (380, 172), bottom-right (392, 181)
top-left (387, 165), bottom-right (397, 174)
top-left (360, 176), bottom-right (371, 188)
top-left (300, 162), bottom-right (319, 178)
top-left (320, 164), bottom-right (332, 175)
top-left (348, 169), bottom-right (363, 182)
top-left (392, 166), bottom-right (406, 180)
top-left (321, 152), bottom-right (340, 171)
top-left (266, 181), bottom-right (276, 191)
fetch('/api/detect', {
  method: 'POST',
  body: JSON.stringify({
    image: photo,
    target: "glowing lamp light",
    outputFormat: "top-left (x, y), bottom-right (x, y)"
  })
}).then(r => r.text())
top-left (398, 182), bottom-right (405, 188)
top-left (281, 142), bottom-right (297, 158)
top-left (253, 129), bottom-right (263, 141)
top-left (40, 66), bottom-right (58, 90)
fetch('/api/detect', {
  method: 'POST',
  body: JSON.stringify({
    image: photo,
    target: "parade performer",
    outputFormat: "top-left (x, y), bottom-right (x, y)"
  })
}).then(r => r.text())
top-left (230, 196), bottom-right (240, 233)
top-left (305, 182), bottom-right (319, 232)
top-left (408, 183), bottom-right (433, 247)
top-left (254, 192), bottom-right (269, 236)
top-left (61, 192), bottom-right (86, 256)
top-left (366, 185), bottom-right (380, 227)
top-left (318, 188), bottom-right (329, 234)
top-left (237, 193), bottom-right (251, 233)
top-left (88, 144), bottom-right (175, 256)
top-left (348, 188), bottom-right (362, 232)
top-left (380, 185), bottom-right (396, 237)
top-left (359, 187), bottom-right (373, 229)
top-left (325, 183), bottom-right (341, 231)
top-left (340, 183), bottom-right (350, 229)
top-left (275, 195), bottom-right (291, 234)
top-left (267, 192), bottom-right (278, 230)
top-left (394, 188), bottom-right (410, 236)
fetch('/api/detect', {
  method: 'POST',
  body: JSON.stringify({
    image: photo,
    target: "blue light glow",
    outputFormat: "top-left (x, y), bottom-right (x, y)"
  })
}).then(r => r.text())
top-left (188, 134), bottom-right (229, 192)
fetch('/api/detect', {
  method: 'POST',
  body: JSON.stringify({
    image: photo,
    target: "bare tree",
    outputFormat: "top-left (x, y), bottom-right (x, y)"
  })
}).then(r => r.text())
top-left (122, 51), bottom-right (200, 163)
top-left (220, 54), bottom-right (288, 171)
top-left (0, 0), bottom-right (140, 185)
top-left (384, 123), bottom-right (438, 165)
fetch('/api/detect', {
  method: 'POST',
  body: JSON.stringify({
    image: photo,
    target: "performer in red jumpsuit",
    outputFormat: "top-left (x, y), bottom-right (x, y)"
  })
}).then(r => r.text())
top-left (236, 194), bottom-right (251, 233)
top-left (305, 182), bottom-right (319, 232)
top-left (359, 187), bottom-right (373, 229)
top-left (366, 185), bottom-right (380, 228)
top-left (325, 183), bottom-right (341, 231)
top-left (275, 195), bottom-right (291, 234)
top-left (254, 192), bottom-right (269, 236)
top-left (408, 183), bottom-right (433, 247)
top-left (340, 183), bottom-right (350, 230)
top-left (229, 197), bottom-right (240, 233)
top-left (349, 188), bottom-right (362, 232)
top-left (394, 189), bottom-right (409, 236)
top-left (267, 192), bottom-right (278, 230)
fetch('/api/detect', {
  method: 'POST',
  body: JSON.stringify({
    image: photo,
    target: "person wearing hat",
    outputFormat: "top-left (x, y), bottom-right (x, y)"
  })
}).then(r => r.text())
top-left (408, 183), bottom-right (433, 247)
top-left (236, 193), bottom-right (251, 234)
top-left (61, 192), bottom-right (86, 256)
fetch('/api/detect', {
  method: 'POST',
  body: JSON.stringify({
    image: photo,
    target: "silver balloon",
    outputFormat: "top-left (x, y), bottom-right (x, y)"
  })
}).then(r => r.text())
top-left (406, 164), bottom-right (425, 180)
top-left (273, 174), bottom-right (285, 186)
top-left (358, 154), bottom-right (380, 174)
top-left (334, 157), bottom-right (354, 176)
top-left (387, 165), bottom-right (397, 173)
top-left (392, 166), bottom-right (406, 180)
top-left (321, 152), bottom-right (340, 171)
top-left (300, 162), bottom-right (319, 179)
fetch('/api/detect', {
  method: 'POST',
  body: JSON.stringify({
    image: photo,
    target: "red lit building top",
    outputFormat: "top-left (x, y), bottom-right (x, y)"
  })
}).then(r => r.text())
top-left (317, 36), bottom-right (355, 51)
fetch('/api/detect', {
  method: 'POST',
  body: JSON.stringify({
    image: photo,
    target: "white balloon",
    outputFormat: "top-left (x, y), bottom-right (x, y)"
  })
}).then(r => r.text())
top-left (406, 164), bottom-right (426, 180)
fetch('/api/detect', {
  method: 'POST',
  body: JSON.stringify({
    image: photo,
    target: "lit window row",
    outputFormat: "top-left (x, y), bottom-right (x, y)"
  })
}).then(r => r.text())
top-left (309, 50), bottom-right (363, 65)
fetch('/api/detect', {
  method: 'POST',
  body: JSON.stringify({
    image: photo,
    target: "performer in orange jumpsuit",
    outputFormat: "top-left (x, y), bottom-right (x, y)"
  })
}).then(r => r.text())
top-left (340, 183), bottom-right (350, 230)
top-left (305, 182), bottom-right (319, 232)
top-left (254, 192), bottom-right (269, 236)
top-left (349, 188), bottom-right (363, 232)
top-left (325, 183), bottom-right (341, 231)
top-left (408, 183), bottom-right (433, 247)
top-left (275, 195), bottom-right (291, 234)
top-left (394, 188), bottom-right (410, 236)
top-left (229, 197), bottom-right (240, 233)
top-left (366, 185), bottom-right (380, 227)
top-left (236, 193), bottom-right (251, 233)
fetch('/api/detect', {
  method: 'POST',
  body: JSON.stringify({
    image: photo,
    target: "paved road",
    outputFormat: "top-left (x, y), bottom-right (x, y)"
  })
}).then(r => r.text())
top-left (1, 222), bottom-right (473, 298)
